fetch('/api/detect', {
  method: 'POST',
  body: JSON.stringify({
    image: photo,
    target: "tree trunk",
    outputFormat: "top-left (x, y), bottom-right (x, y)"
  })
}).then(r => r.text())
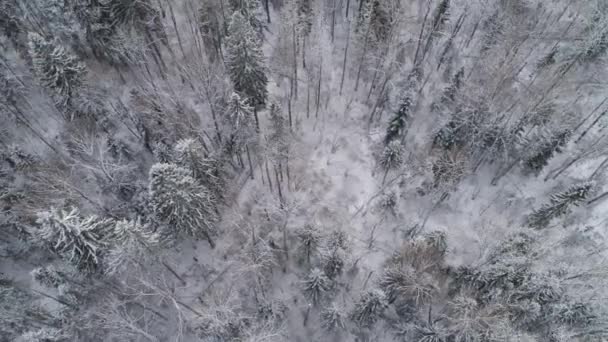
top-left (246, 144), bottom-right (255, 179)
top-left (265, 160), bottom-right (274, 192)
top-left (202, 230), bottom-right (216, 249)
top-left (253, 106), bottom-right (260, 131)
top-left (315, 64), bottom-right (322, 119)
top-left (354, 21), bottom-right (371, 92)
top-left (264, 0), bottom-right (271, 23)
top-left (339, 21), bottom-right (351, 95)
top-left (292, 25), bottom-right (299, 100)
top-left (275, 166), bottom-right (284, 206)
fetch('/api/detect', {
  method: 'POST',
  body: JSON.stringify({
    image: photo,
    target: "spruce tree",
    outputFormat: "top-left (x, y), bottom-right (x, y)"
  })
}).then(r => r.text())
top-left (28, 33), bottom-right (86, 109)
top-left (229, 0), bottom-right (265, 38)
top-left (225, 93), bottom-right (258, 154)
top-left (321, 303), bottom-right (346, 332)
top-left (385, 96), bottom-right (412, 145)
top-left (379, 141), bottom-right (405, 184)
top-left (148, 163), bottom-right (218, 247)
top-left (524, 129), bottom-right (571, 174)
top-left (527, 183), bottom-right (593, 229)
top-left (105, 218), bottom-right (160, 274)
top-left (301, 268), bottom-right (331, 305)
top-left (33, 208), bottom-right (114, 273)
top-left (225, 12), bottom-right (268, 106)
top-left (296, 224), bottom-right (323, 264)
top-left (350, 289), bottom-right (388, 328)
top-left (174, 138), bottom-right (226, 203)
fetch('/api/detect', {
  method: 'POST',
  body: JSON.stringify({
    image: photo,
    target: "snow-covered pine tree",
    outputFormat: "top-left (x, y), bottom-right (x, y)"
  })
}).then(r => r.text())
top-left (229, 0), bottom-right (265, 38)
top-left (148, 163), bottom-right (218, 247)
top-left (379, 140), bottom-right (405, 184)
top-left (16, 328), bottom-right (67, 342)
top-left (296, 224), bottom-right (323, 264)
top-left (524, 129), bottom-right (571, 174)
top-left (174, 138), bottom-right (226, 203)
top-left (33, 208), bottom-right (114, 273)
top-left (321, 246), bottom-right (346, 280)
top-left (350, 289), bottom-right (388, 328)
top-left (268, 101), bottom-right (290, 163)
top-left (385, 95), bottom-right (412, 145)
top-left (1, 275), bottom-right (56, 339)
top-left (225, 92), bottom-right (258, 154)
top-left (301, 268), bottom-right (331, 305)
top-left (321, 303), bottom-right (346, 332)
top-left (199, 0), bottom-right (224, 61)
top-left (225, 12), bottom-right (268, 106)
top-left (28, 33), bottom-right (86, 109)
top-left (105, 218), bottom-right (160, 274)
top-left (527, 183), bottom-right (593, 229)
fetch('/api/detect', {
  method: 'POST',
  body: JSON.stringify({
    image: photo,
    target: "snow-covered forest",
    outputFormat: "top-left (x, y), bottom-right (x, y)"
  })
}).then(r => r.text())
top-left (2, 0), bottom-right (608, 340)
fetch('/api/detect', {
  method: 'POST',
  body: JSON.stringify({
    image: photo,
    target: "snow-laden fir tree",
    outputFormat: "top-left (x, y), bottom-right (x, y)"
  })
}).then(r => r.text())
top-left (0, 275), bottom-right (55, 339)
top-left (385, 95), bottom-right (412, 145)
top-left (174, 138), bottom-right (226, 203)
top-left (527, 183), bottom-right (593, 229)
top-left (321, 246), bottom-right (346, 280)
top-left (226, 12), bottom-right (268, 107)
top-left (379, 140), bottom-right (405, 184)
top-left (105, 218), bottom-right (160, 274)
top-left (28, 33), bottom-right (86, 109)
top-left (350, 289), bottom-right (388, 328)
top-left (148, 163), bottom-right (218, 247)
top-left (225, 92), bottom-right (258, 155)
top-left (301, 268), bottom-right (331, 305)
top-left (523, 129), bottom-right (571, 174)
top-left (296, 224), bottom-right (323, 264)
top-left (229, 0), bottom-right (265, 38)
top-left (321, 303), bottom-right (346, 332)
top-left (33, 207), bottom-right (113, 273)
top-left (268, 101), bottom-right (290, 163)
top-left (15, 328), bottom-right (67, 342)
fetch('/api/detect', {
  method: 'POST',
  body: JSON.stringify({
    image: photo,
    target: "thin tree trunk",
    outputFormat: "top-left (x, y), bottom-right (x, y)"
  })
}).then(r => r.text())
top-left (354, 21), bottom-right (371, 92)
top-left (413, 0), bottom-right (432, 66)
top-left (264, 0), bottom-right (271, 23)
top-left (340, 21), bottom-right (351, 95)
top-left (331, 0), bottom-right (337, 42)
top-left (275, 166), bottom-right (284, 205)
top-left (302, 37), bottom-right (307, 69)
top-left (306, 82), bottom-right (311, 118)
top-left (292, 25), bottom-right (299, 100)
top-left (166, 0), bottom-right (185, 59)
top-left (265, 160), bottom-right (274, 192)
top-left (288, 95), bottom-right (293, 129)
top-left (315, 64), bottom-right (322, 118)
top-left (161, 261), bottom-right (187, 285)
top-left (576, 110), bottom-right (608, 143)
top-left (246, 145), bottom-right (255, 179)
top-left (254, 107), bottom-right (260, 131)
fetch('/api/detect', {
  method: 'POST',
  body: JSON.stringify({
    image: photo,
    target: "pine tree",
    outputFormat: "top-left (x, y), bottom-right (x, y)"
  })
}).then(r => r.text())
top-left (350, 289), bottom-right (388, 328)
top-left (379, 141), bottom-right (405, 184)
top-left (268, 101), bottom-right (290, 162)
top-left (33, 208), bottom-right (113, 273)
top-left (174, 138), bottom-right (226, 203)
top-left (321, 246), bottom-right (346, 280)
top-left (229, 0), bottom-right (265, 38)
top-left (225, 93), bottom-right (258, 154)
top-left (296, 224), bottom-right (323, 264)
top-left (527, 183), bottom-right (593, 229)
top-left (431, 0), bottom-right (450, 33)
top-left (321, 303), bottom-right (346, 332)
top-left (225, 12), bottom-right (268, 106)
top-left (105, 218), bottom-right (160, 274)
top-left (16, 328), bottom-right (67, 342)
top-left (301, 268), bottom-right (331, 305)
top-left (148, 163), bottom-right (218, 247)
top-left (385, 96), bottom-right (412, 145)
top-left (524, 129), bottom-right (571, 174)
top-left (28, 33), bottom-right (86, 109)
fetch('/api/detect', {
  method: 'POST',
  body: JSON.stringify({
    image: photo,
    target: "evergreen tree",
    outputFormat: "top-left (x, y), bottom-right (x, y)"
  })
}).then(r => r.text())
top-left (385, 96), bottom-right (412, 145)
top-left (301, 268), bottom-right (331, 305)
top-left (225, 93), bottom-right (258, 154)
top-left (33, 208), bottom-right (113, 273)
top-left (28, 33), bottom-right (86, 109)
top-left (321, 246), bottom-right (346, 280)
top-left (527, 183), bottom-right (593, 229)
top-left (524, 129), bottom-right (571, 174)
top-left (174, 138), bottom-right (226, 203)
top-left (1, 276), bottom-right (55, 340)
top-left (225, 12), bottom-right (268, 106)
top-left (148, 163), bottom-right (218, 247)
top-left (105, 218), bottom-right (160, 274)
top-left (268, 101), bottom-right (290, 163)
top-left (350, 289), bottom-right (388, 328)
top-left (296, 224), bottom-right (323, 264)
top-left (321, 303), bottom-right (346, 332)
top-left (379, 141), bottom-right (405, 184)
top-left (229, 0), bottom-right (265, 38)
